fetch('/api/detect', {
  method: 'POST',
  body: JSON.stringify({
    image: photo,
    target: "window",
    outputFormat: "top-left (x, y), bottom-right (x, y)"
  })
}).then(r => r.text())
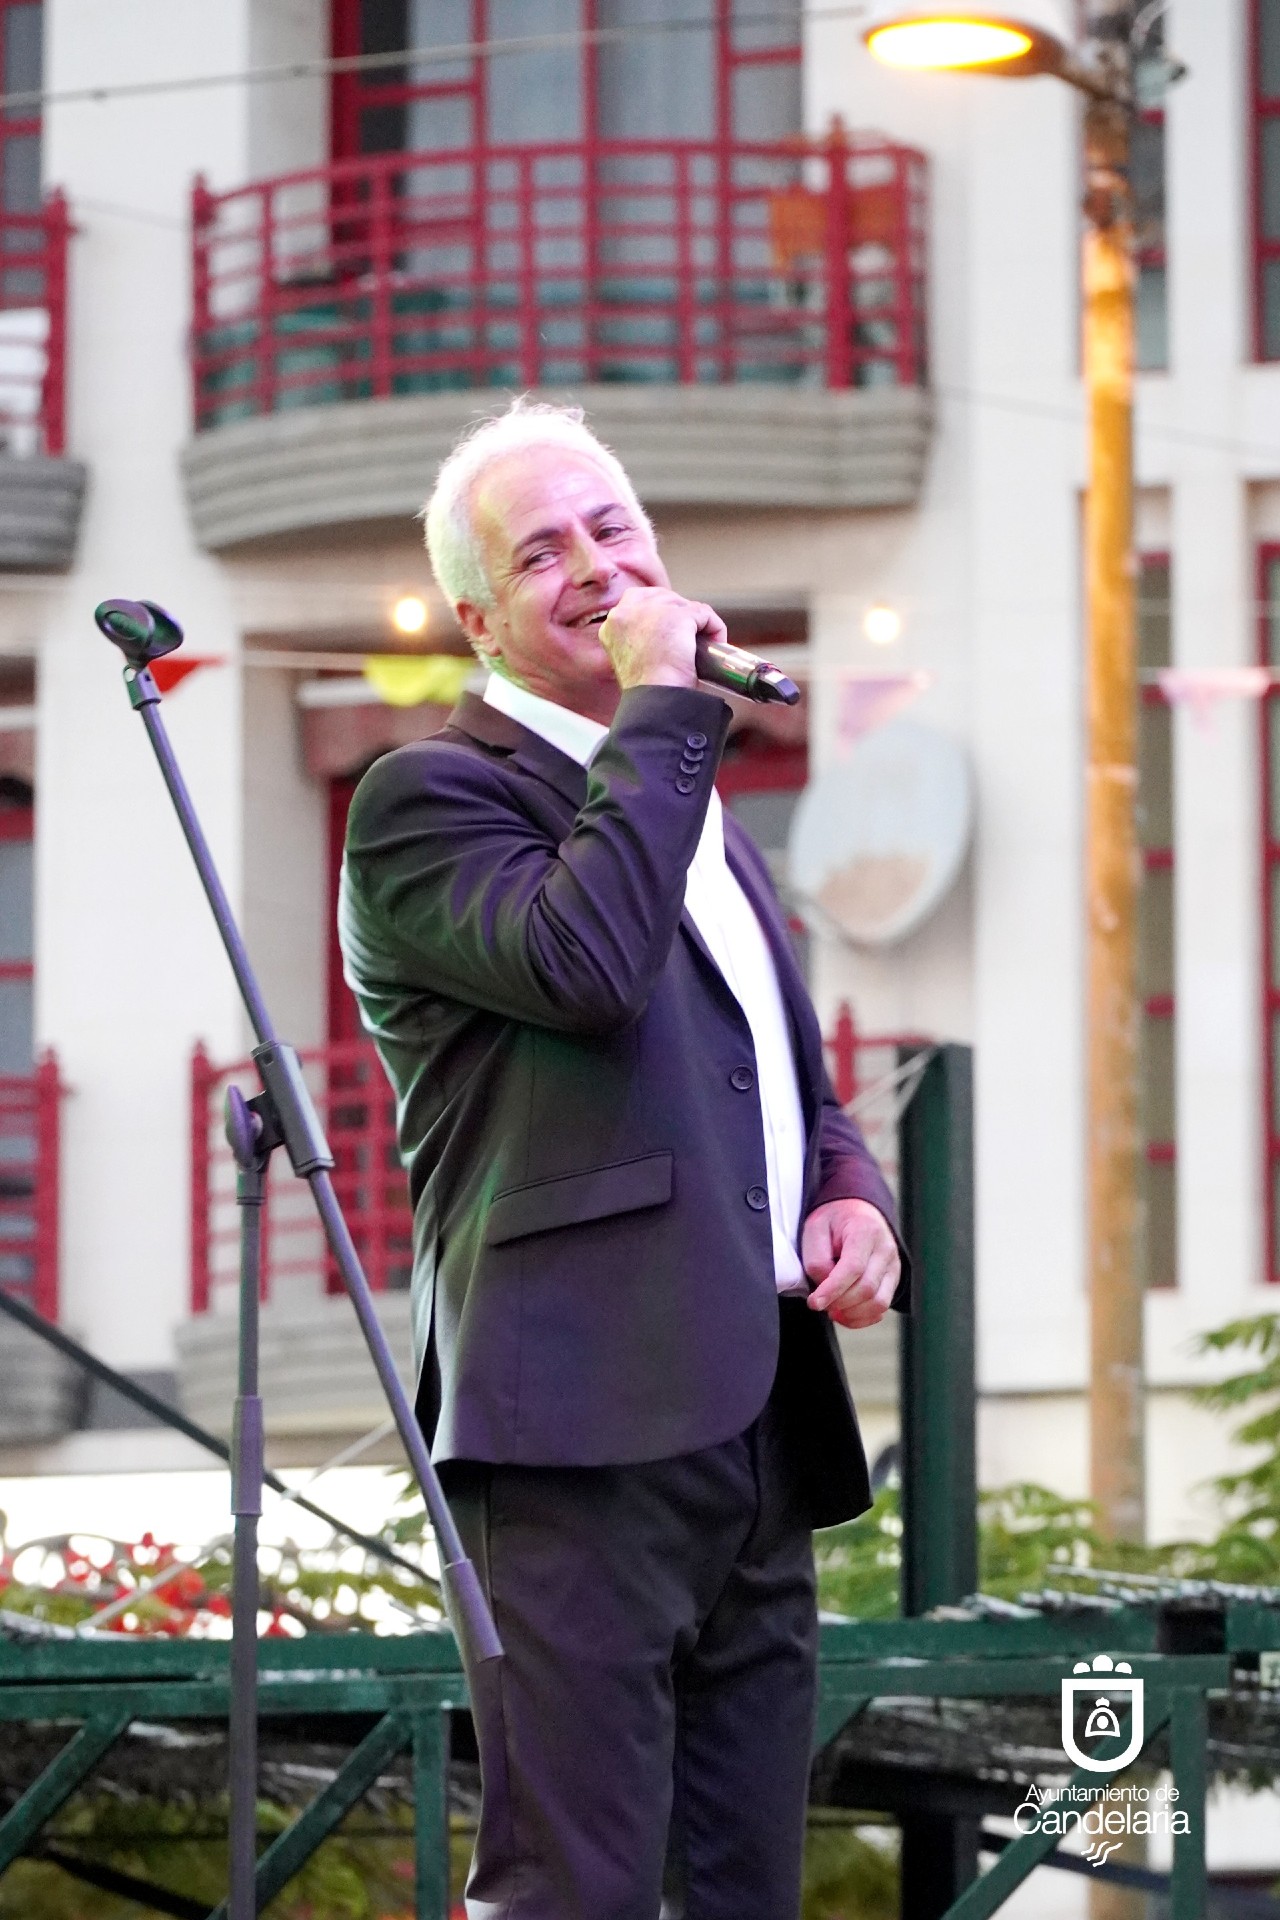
top-left (1132, 101), bottom-right (1167, 371)
top-left (0, 1), bottom-right (41, 300)
top-left (1261, 547), bottom-right (1280, 1281)
top-left (329, 0), bottom-right (801, 160)
top-left (0, 785), bottom-right (33, 1076)
top-left (1254, 0), bottom-right (1280, 357)
top-left (1138, 554), bottom-right (1176, 1286)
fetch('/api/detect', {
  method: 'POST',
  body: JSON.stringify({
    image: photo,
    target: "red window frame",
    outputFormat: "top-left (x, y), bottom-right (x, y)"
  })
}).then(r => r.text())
top-left (1259, 544), bottom-right (1280, 1282)
top-left (1138, 552), bottom-right (1176, 1286)
top-left (1252, 0), bottom-right (1280, 360)
top-left (1134, 100), bottom-right (1166, 371)
top-left (0, 3), bottom-right (40, 212)
top-left (327, 773), bottom-right (361, 1047)
top-left (0, 797), bottom-right (32, 996)
top-left (329, 0), bottom-right (801, 162)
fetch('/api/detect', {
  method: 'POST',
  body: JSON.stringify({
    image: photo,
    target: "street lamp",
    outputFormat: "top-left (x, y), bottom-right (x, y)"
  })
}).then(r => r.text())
top-left (866, 1), bottom-right (1159, 1550)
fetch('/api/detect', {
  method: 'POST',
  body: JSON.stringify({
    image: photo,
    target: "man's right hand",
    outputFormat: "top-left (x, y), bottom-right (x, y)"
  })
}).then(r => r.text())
top-left (598, 586), bottom-right (726, 693)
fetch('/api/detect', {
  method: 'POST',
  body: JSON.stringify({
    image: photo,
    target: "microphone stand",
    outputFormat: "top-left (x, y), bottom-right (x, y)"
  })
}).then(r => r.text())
top-left (94, 598), bottom-right (501, 1920)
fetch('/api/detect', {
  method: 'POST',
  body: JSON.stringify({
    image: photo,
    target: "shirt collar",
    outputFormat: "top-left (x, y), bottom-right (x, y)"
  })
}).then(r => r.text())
top-left (483, 671), bottom-right (609, 769)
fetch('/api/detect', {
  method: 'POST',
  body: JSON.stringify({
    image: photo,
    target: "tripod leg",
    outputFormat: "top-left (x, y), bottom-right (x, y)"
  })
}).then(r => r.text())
top-left (228, 1096), bottom-right (267, 1920)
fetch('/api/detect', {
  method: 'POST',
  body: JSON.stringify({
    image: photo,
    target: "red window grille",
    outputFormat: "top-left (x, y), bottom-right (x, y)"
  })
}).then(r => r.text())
top-left (0, 797), bottom-right (61, 1321)
top-left (1137, 553), bottom-right (1176, 1288)
top-left (1260, 545), bottom-right (1280, 1282)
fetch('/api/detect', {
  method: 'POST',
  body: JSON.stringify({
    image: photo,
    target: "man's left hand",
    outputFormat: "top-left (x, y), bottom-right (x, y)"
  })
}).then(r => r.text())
top-left (801, 1199), bottom-right (901, 1328)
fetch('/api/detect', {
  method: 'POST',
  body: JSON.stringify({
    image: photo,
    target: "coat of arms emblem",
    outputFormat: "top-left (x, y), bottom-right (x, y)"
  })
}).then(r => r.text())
top-left (1060, 1654), bottom-right (1145, 1773)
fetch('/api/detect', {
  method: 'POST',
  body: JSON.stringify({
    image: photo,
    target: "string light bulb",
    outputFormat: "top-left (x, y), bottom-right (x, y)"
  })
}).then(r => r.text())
top-left (390, 594), bottom-right (429, 637)
top-left (863, 603), bottom-right (903, 647)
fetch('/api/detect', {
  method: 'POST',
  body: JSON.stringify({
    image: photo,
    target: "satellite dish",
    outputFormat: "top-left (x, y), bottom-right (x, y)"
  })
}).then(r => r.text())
top-left (787, 720), bottom-right (972, 948)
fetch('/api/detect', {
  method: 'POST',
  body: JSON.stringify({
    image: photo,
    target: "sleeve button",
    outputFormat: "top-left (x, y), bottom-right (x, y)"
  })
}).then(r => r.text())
top-left (675, 775), bottom-right (696, 794)
top-left (679, 759), bottom-right (701, 776)
top-left (745, 1185), bottom-right (769, 1211)
top-left (730, 1066), bottom-right (755, 1091)
top-left (687, 732), bottom-right (708, 750)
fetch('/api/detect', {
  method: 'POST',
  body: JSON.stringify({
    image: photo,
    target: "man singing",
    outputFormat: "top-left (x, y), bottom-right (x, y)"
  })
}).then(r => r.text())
top-left (339, 399), bottom-right (906, 1920)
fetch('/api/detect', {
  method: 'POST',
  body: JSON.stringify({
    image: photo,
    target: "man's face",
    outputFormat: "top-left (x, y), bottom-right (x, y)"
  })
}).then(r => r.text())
top-left (456, 444), bottom-right (669, 721)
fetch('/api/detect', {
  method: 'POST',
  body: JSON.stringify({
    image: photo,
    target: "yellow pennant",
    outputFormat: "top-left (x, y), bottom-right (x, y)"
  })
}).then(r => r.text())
top-left (362, 654), bottom-right (472, 709)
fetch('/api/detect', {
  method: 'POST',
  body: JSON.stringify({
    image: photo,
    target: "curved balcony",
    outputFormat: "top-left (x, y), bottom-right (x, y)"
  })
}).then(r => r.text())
top-left (181, 133), bottom-right (932, 549)
top-left (0, 193), bottom-right (86, 571)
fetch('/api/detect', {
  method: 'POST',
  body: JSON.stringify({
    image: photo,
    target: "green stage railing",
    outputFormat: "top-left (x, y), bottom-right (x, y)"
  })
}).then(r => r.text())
top-left (2, 1600), bottom-right (1277, 1918)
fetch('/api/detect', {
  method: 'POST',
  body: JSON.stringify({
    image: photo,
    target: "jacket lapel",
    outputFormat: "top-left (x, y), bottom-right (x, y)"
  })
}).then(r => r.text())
top-left (446, 691), bottom-right (589, 812)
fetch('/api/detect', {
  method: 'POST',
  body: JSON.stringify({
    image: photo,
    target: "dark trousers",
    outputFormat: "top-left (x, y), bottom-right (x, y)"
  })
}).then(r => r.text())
top-left (441, 1325), bottom-right (819, 1920)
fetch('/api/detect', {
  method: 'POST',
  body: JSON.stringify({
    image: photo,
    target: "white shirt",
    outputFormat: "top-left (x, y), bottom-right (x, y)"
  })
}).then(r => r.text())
top-left (484, 671), bottom-right (809, 1292)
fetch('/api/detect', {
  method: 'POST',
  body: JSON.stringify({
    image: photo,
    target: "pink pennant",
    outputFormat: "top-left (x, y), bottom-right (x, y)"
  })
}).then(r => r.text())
top-left (1155, 667), bottom-right (1272, 731)
top-left (837, 671), bottom-right (932, 751)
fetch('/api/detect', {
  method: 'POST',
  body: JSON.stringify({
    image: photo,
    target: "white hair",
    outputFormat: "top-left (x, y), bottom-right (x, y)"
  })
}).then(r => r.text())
top-left (421, 398), bottom-right (652, 612)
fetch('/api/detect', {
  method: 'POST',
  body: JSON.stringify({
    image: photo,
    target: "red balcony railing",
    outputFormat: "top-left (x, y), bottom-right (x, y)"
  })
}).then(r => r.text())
top-left (0, 192), bottom-right (70, 457)
top-left (189, 1007), bottom-right (927, 1314)
top-left (190, 131), bottom-right (926, 430)
top-left (190, 1038), bottom-right (410, 1317)
top-left (0, 1051), bottom-right (63, 1321)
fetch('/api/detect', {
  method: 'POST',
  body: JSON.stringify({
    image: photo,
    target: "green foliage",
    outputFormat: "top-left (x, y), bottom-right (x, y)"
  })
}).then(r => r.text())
top-left (815, 1313), bottom-right (1280, 1620)
top-left (1191, 1313), bottom-right (1280, 1586)
top-left (802, 1811), bottom-right (898, 1920)
top-left (0, 1796), bottom-right (462, 1919)
top-left (815, 1478), bottom-right (1116, 1618)
top-left (814, 1484), bottom-right (902, 1619)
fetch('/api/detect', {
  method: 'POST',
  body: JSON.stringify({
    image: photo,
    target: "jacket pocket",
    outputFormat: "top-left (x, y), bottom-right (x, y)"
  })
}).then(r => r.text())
top-left (484, 1151), bottom-right (674, 1247)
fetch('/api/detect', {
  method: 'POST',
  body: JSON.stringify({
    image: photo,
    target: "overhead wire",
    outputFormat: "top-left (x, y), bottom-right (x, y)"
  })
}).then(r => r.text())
top-left (0, 5), bottom-right (864, 118)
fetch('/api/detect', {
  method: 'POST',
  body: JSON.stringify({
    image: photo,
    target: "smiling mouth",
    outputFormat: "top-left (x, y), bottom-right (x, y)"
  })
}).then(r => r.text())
top-left (573, 610), bottom-right (612, 628)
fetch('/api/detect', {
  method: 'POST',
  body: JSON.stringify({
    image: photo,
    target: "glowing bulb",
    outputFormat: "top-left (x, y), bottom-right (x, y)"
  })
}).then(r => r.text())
top-left (390, 594), bottom-right (429, 637)
top-left (867, 20), bottom-right (1034, 69)
top-left (863, 603), bottom-right (903, 647)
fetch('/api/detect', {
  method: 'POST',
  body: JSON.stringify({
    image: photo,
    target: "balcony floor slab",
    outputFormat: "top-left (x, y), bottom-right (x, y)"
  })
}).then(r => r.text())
top-left (181, 384), bottom-right (932, 551)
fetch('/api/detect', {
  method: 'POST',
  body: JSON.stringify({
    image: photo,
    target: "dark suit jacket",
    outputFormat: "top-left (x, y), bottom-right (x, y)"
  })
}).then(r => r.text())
top-left (339, 683), bottom-right (905, 1525)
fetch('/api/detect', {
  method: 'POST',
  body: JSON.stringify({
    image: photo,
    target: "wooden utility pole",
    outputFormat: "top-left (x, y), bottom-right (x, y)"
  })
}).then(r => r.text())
top-left (1082, 8), bottom-right (1144, 1550)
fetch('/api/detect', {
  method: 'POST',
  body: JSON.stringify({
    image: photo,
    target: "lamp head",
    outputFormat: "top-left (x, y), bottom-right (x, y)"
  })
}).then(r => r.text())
top-left (95, 598), bottom-right (185, 670)
top-left (862, 2), bottom-right (1072, 78)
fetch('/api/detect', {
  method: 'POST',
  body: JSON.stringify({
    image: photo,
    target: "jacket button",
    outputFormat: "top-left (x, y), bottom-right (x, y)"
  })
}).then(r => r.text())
top-left (675, 775), bottom-right (696, 794)
top-left (730, 1066), bottom-right (755, 1091)
top-left (746, 1185), bottom-right (769, 1211)
top-left (679, 758), bottom-right (701, 776)
top-left (687, 732), bottom-right (708, 749)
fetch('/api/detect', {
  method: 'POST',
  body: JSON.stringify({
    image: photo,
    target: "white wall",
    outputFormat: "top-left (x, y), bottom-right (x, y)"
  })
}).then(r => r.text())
top-left (33, 1), bottom-right (259, 1370)
top-left (242, 664), bottom-right (327, 1051)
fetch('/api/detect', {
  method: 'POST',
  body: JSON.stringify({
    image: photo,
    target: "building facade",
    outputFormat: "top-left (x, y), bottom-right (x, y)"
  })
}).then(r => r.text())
top-left (0, 0), bottom-right (1272, 1568)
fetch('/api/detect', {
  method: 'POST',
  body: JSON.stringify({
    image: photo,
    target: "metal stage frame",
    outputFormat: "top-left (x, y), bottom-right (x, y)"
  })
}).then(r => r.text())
top-left (2, 1597), bottom-right (1278, 1919)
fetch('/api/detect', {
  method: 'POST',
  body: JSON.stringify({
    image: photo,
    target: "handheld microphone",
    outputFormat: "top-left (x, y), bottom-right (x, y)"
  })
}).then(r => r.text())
top-left (694, 637), bottom-right (800, 707)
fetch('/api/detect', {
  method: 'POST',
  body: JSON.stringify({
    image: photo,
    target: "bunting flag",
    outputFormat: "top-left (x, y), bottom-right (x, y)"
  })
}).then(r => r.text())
top-left (362, 654), bottom-right (473, 709)
top-left (1154, 667), bottom-right (1273, 730)
top-left (148, 656), bottom-right (224, 695)
top-left (836, 670), bottom-right (933, 751)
